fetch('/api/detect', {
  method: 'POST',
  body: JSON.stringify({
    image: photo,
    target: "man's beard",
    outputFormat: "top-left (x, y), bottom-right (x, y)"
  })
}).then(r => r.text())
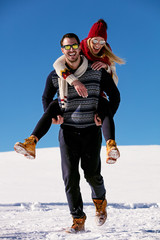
top-left (66, 55), bottom-right (79, 63)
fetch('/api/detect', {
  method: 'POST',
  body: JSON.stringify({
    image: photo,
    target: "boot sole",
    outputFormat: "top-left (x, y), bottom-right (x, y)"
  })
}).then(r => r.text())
top-left (95, 213), bottom-right (107, 226)
top-left (107, 148), bottom-right (120, 164)
top-left (14, 143), bottom-right (35, 159)
top-left (65, 228), bottom-right (85, 234)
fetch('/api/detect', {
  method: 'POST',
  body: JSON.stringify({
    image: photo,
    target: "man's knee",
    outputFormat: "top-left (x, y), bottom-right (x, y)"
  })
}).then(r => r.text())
top-left (63, 171), bottom-right (80, 189)
top-left (85, 174), bottom-right (103, 186)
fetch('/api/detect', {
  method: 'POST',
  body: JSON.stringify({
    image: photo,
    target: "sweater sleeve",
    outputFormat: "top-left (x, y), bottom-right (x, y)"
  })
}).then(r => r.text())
top-left (100, 69), bottom-right (120, 116)
top-left (110, 64), bottom-right (119, 86)
top-left (42, 71), bottom-right (58, 111)
top-left (53, 55), bottom-right (77, 85)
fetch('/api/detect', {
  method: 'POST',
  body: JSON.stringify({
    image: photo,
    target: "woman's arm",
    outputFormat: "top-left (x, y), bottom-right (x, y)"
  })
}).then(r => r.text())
top-left (91, 61), bottom-right (119, 86)
top-left (110, 64), bottom-right (118, 86)
top-left (53, 55), bottom-right (88, 97)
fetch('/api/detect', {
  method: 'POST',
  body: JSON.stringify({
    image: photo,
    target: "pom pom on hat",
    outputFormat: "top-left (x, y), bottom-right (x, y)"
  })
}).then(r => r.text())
top-left (87, 19), bottom-right (107, 41)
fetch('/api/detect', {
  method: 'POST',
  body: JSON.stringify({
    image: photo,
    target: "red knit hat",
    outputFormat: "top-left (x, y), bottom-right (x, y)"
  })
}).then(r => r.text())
top-left (87, 19), bottom-right (107, 41)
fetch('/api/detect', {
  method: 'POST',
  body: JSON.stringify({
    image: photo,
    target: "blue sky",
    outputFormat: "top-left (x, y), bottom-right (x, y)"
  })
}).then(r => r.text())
top-left (0, 0), bottom-right (160, 152)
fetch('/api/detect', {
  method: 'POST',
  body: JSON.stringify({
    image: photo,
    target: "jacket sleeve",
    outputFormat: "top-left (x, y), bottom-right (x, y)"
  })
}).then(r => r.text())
top-left (42, 71), bottom-right (58, 112)
top-left (100, 69), bottom-right (120, 116)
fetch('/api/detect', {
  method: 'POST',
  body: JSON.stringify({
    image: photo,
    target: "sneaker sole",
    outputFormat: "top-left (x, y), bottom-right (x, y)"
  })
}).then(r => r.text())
top-left (14, 143), bottom-right (35, 159)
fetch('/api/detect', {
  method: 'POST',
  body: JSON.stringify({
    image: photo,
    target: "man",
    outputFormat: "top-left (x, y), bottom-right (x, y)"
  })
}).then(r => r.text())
top-left (42, 33), bottom-right (120, 233)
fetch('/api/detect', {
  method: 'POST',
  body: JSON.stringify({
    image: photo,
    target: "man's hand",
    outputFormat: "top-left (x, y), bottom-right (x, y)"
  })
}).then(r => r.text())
top-left (91, 61), bottom-right (108, 71)
top-left (72, 80), bottom-right (88, 98)
top-left (94, 114), bottom-right (102, 126)
top-left (52, 115), bottom-right (64, 124)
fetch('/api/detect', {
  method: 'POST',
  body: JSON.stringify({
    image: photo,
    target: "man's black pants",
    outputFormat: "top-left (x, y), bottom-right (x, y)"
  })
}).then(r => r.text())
top-left (59, 125), bottom-right (106, 218)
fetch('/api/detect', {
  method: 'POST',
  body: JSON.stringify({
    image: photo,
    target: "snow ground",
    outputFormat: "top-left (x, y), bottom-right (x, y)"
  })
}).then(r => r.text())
top-left (0, 145), bottom-right (160, 239)
top-left (0, 203), bottom-right (160, 240)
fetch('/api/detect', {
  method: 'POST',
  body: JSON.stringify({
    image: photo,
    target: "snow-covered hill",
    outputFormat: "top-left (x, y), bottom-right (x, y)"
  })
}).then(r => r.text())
top-left (0, 145), bottom-right (160, 239)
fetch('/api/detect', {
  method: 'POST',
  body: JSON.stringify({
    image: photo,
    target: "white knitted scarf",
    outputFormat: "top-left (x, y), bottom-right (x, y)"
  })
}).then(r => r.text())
top-left (58, 55), bottom-right (88, 108)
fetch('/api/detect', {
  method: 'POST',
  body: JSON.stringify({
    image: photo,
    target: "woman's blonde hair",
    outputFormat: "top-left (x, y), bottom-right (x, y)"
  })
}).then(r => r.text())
top-left (87, 38), bottom-right (125, 65)
top-left (104, 44), bottom-right (125, 65)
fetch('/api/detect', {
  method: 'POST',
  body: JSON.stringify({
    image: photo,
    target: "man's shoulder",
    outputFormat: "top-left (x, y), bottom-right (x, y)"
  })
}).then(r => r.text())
top-left (46, 70), bottom-right (59, 88)
top-left (87, 61), bottom-right (103, 73)
top-left (47, 70), bottom-right (58, 79)
top-left (87, 60), bottom-right (93, 69)
top-left (85, 61), bottom-right (103, 77)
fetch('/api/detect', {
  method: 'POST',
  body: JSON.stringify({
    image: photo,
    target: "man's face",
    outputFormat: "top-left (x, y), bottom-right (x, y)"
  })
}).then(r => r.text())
top-left (61, 37), bottom-right (81, 63)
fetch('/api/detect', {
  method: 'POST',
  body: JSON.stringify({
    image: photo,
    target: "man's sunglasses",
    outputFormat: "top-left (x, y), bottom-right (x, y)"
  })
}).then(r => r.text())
top-left (61, 43), bottom-right (79, 50)
top-left (92, 39), bottom-right (106, 45)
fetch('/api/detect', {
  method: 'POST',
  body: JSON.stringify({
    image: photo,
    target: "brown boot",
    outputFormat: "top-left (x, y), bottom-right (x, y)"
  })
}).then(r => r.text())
top-left (93, 199), bottom-right (107, 226)
top-left (66, 215), bottom-right (86, 233)
top-left (106, 139), bottom-right (120, 164)
top-left (14, 135), bottom-right (38, 159)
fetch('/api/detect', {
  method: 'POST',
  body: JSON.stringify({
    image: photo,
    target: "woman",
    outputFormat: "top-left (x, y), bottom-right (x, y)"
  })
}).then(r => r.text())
top-left (14, 19), bottom-right (124, 164)
top-left (53, 19), bottom-right (125, 163)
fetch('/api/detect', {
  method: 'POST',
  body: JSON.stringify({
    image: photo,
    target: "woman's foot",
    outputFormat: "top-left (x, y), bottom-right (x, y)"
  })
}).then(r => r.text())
top-left (14, 135), bottom-right (38, 159)
top-left (106, 139), bottom-right (120, 164)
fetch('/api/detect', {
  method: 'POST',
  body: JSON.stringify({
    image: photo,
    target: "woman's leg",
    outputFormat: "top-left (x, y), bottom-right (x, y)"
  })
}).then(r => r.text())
top-left (97, 96), bottom-right (120, 164)
top-left (14, 99), bottom-right (62, 158)
top-left (31, 99), bottom-right (62, 140)
top-left (102, 116), bottom-right (115, 142)
top-left (97, 96), bottom-right (115, 141)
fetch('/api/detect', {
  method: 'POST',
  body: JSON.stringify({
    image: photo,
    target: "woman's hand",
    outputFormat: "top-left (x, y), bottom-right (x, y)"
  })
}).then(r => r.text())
top-left (72, 80), bottom-right (88, 98)
top-left (94, 114), bottom-right (102, 126)
top-left (91, 61), bottom-right (108, 71)
top-left (52, 115), bottom-right (64, 124)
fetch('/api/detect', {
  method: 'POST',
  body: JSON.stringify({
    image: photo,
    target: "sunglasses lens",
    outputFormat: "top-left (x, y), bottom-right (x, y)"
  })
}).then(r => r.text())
top-left (72, 44), bottom-right (79, 49)
top-left (92, 39), bottom-right (98, 44)
top-left (100, 40), bottom-right (105, 45)
top-left (92, 39), bottom-right (105, 45)
top-left (64, 45), bottom-right (71, 50)
top-left (63, 44), bottom-right (79, 50)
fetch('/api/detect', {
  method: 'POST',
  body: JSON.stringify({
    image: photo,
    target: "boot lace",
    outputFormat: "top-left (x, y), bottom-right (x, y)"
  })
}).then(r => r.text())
top-left (94, 200), bottom-right (104, 213)
top-left (24, 138), bottom-right (35, 145)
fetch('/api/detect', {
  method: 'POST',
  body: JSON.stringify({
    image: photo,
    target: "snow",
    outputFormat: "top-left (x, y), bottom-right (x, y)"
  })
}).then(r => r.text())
top-left (0, 145), bottom-right (160, 239)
